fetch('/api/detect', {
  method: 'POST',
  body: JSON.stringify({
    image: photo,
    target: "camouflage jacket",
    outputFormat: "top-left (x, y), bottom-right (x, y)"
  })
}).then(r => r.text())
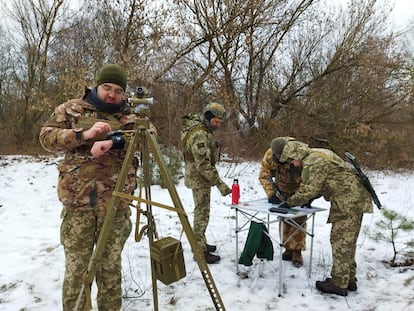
top-left (39, 93), bottom-right (137, 212)
top-left (259, 148), bottom-right (301, 200)
top-left (281, 141), bottom-right (373, 222)
top-left (180, 114), bottom-right (223, 189)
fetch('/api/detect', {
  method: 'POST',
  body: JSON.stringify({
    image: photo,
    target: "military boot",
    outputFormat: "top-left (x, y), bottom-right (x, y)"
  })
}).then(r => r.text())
top-left (204, 251), bottom-right (220, 264)
top-left (206, 244), bottom-right (217, 253)
top-left (315, 278), bottom-right (348, 296)
top-left (326, 277), bottom-right (357, 291)
top-left (282, 249), bottom-right (292, 261)
top-left (348, 279), bottom-right (358, 291)
top-left (292, 250), bottom-right (303, 268)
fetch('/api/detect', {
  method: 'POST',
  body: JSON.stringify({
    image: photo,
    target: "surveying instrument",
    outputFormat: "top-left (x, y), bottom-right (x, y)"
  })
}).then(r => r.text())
top-left (74, 87), bottom-right (226, 311)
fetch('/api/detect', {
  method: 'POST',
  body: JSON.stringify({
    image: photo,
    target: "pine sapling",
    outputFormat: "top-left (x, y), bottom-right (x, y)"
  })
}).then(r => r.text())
top-left (368, 208), bottom-right (414, 267)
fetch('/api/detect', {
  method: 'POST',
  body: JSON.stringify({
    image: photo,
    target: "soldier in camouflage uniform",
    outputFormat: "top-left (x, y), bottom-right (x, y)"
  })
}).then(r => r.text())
top-left (259, 137), bottom-right (307, 267)
top-left (39, 64), bottom-right (138, 311)
top-left (181, 102), bottom-right (232, 264)
top-left (277, 140), bottom-right (373, 296)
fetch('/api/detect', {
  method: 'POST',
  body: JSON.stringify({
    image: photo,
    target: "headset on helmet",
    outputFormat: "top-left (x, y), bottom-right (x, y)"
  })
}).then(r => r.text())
top-left (203, 102), bottom-right (228, 120)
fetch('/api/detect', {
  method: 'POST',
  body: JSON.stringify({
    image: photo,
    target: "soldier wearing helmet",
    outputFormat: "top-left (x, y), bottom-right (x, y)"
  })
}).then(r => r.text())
top-left (180, 102), bottom-right (231, 264)
top-left (203, 102), bottom-right (228, 118)
top-left (259, 136), bottom-right (307, 267)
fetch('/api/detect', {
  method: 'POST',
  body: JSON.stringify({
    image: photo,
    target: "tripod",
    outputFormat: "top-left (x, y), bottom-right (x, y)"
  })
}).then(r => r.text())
top-left (74, 111), bottom-right (226, 311)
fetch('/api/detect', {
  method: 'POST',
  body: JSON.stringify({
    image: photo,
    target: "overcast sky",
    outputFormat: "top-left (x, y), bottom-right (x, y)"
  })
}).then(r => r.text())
top-left (1, 0), bottom-right (413, 27)
top-left (392, 0), bottom-right (414, 28)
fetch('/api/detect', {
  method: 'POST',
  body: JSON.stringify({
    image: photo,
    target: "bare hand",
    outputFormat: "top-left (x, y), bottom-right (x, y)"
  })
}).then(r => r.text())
top-left (90, 140), bottom-right (113, 157)
top-left (83, 122), bottom-right (112, 140)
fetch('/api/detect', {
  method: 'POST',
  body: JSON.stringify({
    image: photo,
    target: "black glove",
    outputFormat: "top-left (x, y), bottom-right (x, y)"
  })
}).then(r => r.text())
top-left (268, 194), bottom-right (282, 204)
top-left (301, 199), bottom-right (314, 208)
top-left (279, 201), bottom-right (291, 209)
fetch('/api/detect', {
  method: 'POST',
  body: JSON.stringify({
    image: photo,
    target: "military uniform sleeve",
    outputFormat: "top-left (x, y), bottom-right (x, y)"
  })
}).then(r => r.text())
top-left (188, 129), bottom-right (222, 186)
top-left (39, 103), bottom-right (86, 153)
top-left (259, 149), bottom-right (276, 198)
top-left (287, 157), bottom-right (327, 206)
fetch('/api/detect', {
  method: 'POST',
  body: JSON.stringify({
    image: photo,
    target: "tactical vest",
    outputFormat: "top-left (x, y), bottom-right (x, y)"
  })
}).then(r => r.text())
top-left (75, 112), bottom-right (123, 141)
top-left (66, 99), bottom-right (126, 143)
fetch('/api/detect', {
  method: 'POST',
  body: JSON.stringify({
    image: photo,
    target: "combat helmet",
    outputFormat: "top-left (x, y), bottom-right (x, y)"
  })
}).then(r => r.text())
top-left (203, 102), bottom-right (228, 120)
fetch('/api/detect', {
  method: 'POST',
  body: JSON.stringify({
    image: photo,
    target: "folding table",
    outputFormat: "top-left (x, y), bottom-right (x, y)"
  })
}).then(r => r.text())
top-left (230, 198), bottom-right (326, 297)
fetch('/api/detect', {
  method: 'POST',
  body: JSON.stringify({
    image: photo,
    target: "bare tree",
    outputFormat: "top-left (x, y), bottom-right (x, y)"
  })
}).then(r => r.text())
top-left (162, 0), bottom-right (320, 155)
top-left (0, 25), bottom-right (15, 124)
top-left (39, 0), bottom-right (179, 147)
top-left (163, 0), bottom-right (413, 162)
top-left (269, 0), bottom-right (414, 165)
top-left (0, 0), bottom-right (413, 167)
top-left (1, 0), bottom-right (67, 149)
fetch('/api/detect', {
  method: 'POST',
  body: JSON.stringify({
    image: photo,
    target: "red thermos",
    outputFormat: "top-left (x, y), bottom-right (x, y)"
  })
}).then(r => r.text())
top-left (232, 179), bottom-right (240, 204)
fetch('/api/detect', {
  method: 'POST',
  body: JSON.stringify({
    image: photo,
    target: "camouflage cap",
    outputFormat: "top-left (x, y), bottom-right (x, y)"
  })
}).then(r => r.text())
top-left (279, 140), bottom-right (310, 163)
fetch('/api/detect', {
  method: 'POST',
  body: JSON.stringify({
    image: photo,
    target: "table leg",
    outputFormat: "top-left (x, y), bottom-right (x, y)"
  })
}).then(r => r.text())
top-left (278, 217), bottom-right (284, 297)
top-left (236, 207), bottom-right (239, 274)
top-left (309, 212), bottom-right (315, 277)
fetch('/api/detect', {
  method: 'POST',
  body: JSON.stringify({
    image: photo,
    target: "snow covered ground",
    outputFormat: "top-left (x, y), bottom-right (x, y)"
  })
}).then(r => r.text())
top-left (1, 155), bottom-right (413, 311)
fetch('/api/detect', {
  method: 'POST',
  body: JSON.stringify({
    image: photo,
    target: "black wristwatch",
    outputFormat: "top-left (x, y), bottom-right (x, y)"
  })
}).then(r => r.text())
top-left (73, 128), bottom-right (84, 142)
top-left (107, 130), bottom-right (126, 150)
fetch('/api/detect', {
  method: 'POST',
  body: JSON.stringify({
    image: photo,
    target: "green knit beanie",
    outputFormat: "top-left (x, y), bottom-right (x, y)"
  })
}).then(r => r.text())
top-left (96, 64), bottom-right (127, 91)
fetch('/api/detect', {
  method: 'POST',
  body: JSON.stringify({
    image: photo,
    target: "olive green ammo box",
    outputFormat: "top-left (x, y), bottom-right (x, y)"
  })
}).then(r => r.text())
top-left (150, 237), bottom-right (186, 285)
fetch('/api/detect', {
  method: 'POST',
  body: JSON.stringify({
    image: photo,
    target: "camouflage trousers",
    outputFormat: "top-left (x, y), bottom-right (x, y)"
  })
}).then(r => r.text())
top-left (330, 214), bottom-right (363, 288)
top-left (60, 207), bottom-right (132, 311)
top-left (192, 188), bottom-right (211, 252)
top-left (280, 216), bottom-right (307, 251)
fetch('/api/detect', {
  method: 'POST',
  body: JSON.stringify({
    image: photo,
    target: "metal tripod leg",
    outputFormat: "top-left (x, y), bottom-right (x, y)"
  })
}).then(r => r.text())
top-left (75, 116), bottom-right (225, 311)
top-left (74, 117), bottom-right (144, 311)
top-left (141, 125), bottom-right (159, 310)
top-left (146, 129), bottom-right (226, 311)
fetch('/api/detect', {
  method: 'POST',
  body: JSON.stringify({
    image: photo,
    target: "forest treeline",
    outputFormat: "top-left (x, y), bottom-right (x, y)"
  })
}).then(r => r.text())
top-left (0, 0), bottom-right (413, 169)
